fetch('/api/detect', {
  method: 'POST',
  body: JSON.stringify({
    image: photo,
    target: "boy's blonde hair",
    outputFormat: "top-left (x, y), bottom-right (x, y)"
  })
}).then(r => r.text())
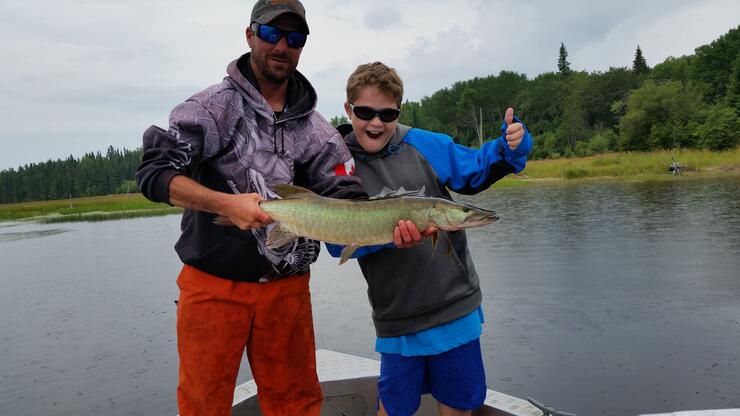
top-left (346, 62), bottom-right (404, 107)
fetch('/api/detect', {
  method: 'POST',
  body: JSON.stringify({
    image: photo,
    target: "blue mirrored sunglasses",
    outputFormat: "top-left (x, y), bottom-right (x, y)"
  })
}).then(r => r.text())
top-left (251, 23), bottom-right (307, 49)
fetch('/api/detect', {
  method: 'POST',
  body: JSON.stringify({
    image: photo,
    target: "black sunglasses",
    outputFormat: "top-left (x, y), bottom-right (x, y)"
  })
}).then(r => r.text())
top-left (251, 23), bottom-right (307, 49)
top-left (350, 104), bottom-right (400, 122)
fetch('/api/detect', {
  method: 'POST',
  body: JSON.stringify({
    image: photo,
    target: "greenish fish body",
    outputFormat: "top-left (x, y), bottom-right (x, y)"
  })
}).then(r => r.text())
top-left (257, 184), bottom-right (498, 264)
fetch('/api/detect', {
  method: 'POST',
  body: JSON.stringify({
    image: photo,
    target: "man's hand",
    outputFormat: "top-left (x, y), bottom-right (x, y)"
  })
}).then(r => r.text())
top-left (393, 220), bottom-right (437, 248)
top-left (504, 107), bottom-right (525, 150)
top-left (221, 193), bottom-right (272, 230)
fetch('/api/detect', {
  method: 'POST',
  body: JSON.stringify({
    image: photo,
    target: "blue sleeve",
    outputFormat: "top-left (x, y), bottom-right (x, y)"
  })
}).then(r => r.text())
top-left (324, 242), bottom-right (392, 259)
top-left (405, 117), bottom-right (533, 195)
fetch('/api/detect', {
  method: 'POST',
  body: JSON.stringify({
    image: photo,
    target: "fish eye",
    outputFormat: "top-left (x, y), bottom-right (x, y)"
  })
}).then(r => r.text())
top-left (462, 206), bottom-right (471, 213)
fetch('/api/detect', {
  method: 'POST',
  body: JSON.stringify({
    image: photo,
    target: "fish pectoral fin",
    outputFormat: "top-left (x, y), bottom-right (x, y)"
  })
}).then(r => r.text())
top-left (272, 184), bottom-right (320, 200)
top-left (429, 232), bottom-right (439, 260)
top-left (266, 223), bottom-right (299, 249)
top-left (339, 245), bottom-right (359, 265)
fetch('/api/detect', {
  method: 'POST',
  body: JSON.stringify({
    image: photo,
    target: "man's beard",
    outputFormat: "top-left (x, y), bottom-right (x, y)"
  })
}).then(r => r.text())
top-left (255, 52), bottom-right (296, 84)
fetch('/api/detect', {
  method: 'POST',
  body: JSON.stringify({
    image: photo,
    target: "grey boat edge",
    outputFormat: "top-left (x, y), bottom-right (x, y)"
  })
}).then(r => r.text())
top-left (230, 349), bottom-right (544, 416)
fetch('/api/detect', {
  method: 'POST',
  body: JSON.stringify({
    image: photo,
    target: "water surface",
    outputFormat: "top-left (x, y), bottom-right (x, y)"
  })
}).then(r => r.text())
top-left (1, 175), bottom-right (738, 415)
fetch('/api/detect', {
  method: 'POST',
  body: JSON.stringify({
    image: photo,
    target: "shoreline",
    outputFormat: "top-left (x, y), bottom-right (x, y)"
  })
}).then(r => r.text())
top-left (2, 148), bottom-right (738, 223)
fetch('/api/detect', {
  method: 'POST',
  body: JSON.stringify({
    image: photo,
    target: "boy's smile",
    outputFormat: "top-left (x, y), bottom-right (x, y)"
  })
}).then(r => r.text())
top-left (345, 86), bottom-right (399, 154)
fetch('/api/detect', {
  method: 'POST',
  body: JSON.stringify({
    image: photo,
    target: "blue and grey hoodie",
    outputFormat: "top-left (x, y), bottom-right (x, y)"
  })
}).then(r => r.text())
top-left (329, 122), bottom-right (532, 337)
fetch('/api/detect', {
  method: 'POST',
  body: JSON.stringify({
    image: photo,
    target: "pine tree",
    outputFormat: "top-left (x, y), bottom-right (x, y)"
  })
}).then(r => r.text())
top-left (633, 45), bottom-right (649, 75)
top-left (558, 43), bottom-right (572, 76)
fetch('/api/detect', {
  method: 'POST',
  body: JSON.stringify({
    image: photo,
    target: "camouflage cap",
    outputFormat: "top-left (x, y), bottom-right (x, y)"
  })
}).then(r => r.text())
top-left (251, 0), bottom-right (309, 34)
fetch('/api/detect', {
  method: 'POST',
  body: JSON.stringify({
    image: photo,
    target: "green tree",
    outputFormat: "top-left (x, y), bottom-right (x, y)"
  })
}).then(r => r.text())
top-left (692, 25), bottom-right (740, 102)
top-left (692, 104), bottom-right (740, 150)
top-left (559, 73), bottom-right (590, 151)
top-left (329, 115), bottom-right (349, 127)
top-left (725, 55), bottom-right (740, 111)
top-left (399, 101), bottom-right (421, 127)
top-left (618, 80), bottom-right (704, 151)
top-left (558, 43), bottom-right (572, 77)
top-left (650, 55), bottom-right (694, 85)
top-left (632, 45), bottom-right (649, 76)
top-left (519, 72), bottom-right (565, 139)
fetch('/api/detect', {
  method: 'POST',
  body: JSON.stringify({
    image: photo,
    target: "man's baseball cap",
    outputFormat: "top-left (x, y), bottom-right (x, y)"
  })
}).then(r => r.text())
top-left (251, 0), bottom-right (309, 34)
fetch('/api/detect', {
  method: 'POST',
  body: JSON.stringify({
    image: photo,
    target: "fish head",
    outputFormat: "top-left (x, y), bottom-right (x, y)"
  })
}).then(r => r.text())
top-left (429, 200), bottom-right (498, 231)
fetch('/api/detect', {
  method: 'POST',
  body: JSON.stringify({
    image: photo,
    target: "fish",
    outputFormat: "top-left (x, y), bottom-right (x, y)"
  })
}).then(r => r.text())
top-left (217, 184), bottom-right (498, 264)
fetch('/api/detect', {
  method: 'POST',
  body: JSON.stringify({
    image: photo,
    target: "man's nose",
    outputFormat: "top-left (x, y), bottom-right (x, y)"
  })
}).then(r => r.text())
top-left (272, 35), bottom-right (289, 51)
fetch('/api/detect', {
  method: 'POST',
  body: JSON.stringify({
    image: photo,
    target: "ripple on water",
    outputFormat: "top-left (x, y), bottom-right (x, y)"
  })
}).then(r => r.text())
top-left (0, 229), bottom-right (70, 243)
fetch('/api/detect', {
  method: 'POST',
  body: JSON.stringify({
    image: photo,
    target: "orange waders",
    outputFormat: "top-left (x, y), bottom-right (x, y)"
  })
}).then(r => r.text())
top-left (176, 265), bottom-right (323, 416)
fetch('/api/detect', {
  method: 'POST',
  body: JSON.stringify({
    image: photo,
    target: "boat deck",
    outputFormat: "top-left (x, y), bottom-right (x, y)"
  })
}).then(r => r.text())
top-left (231, 349), bottom-right (543, 416)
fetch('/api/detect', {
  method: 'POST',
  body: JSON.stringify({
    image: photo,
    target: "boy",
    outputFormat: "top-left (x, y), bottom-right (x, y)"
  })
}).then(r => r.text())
top-left (327, 62), bottom-right (532, 416)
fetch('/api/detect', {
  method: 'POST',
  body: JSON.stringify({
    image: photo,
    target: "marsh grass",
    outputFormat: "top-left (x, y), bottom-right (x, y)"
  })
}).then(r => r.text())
top-left (506, 147), bottom-right (740, 181)
top-left (0, 194), bottom-right (181, 222)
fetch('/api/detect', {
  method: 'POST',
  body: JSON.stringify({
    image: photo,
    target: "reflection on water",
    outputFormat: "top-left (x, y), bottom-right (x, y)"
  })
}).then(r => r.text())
top-left (0, 229), bottom-right (70, 243)
top-left (0, 175), bottom-right (738, 416)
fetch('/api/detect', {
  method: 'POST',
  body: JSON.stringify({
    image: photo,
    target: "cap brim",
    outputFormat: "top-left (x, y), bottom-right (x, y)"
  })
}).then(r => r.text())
top-left (253, 10), bottom-right (309, 34)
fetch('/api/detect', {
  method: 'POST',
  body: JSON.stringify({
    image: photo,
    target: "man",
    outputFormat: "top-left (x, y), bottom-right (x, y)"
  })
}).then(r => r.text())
top-left (135, 1), bottom-right (366, 415)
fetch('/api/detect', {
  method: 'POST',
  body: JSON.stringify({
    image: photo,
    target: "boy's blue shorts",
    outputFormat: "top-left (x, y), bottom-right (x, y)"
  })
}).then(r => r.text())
top-left (378, 338), bottom-right (486, 415)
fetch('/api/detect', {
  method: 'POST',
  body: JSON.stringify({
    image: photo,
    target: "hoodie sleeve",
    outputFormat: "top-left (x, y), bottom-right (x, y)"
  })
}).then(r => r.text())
top-left (136, 101), bottom-right (221, 204)
top-left (324, 242), bottom-right (389, 259)
top-left (405, 117), bottom-right (533, 195)
top-left (293, 113), bottom-right (368, 200)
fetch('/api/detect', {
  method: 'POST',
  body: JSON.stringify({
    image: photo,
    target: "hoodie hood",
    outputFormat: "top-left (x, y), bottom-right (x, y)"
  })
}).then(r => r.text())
top-left (226, 53), bottom-right (317, 123)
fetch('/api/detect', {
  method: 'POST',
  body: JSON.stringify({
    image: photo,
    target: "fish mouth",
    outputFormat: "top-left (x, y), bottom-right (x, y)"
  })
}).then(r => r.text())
top-left (465, 213), bottom-right (498, 227)
top-left (462, 205), bottom-right (499, 227)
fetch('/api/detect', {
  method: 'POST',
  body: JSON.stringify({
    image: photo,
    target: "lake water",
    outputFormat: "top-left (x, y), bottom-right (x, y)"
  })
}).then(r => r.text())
top-left (1, 176), bottom-right (739, 416)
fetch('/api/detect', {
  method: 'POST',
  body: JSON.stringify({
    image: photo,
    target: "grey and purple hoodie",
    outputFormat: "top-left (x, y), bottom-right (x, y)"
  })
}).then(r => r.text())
top-left (136, 53), bottom-right (365, 282)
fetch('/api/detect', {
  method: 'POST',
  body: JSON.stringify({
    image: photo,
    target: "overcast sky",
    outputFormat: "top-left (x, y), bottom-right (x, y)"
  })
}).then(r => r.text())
top-left (0, 0), bottom-right (738, 170)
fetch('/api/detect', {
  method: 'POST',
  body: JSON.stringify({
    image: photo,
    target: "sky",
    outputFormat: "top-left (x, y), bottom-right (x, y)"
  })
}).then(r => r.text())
top-left (0, 0), bottom-right (738, 170)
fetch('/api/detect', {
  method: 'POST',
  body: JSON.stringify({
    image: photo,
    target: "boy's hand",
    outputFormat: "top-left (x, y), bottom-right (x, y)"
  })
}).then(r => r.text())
top-left (394, 220), bottom-right (437, 248)
top-left (504, 107), bottom-right (525, 150)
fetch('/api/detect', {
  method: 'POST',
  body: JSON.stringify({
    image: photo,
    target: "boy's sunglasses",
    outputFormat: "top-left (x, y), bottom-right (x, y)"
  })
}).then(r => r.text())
top-left (251, 23), bottom-right (307, 49)
top-left (350, 104), bottom-right (401, 122)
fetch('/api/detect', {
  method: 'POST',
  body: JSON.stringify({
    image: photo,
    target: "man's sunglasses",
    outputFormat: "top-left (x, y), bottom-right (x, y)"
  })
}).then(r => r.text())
top-left (350, 104), bottom-right (401, 122)
top-left (251, 23), bottom-right (307, 49)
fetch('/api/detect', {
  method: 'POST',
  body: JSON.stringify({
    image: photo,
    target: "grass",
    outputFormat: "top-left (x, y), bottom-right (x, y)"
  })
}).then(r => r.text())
top-left (1, 147), bottom-right (738, 223)
top-left (0, 193), bottom-right (181, 222)
top-left (507, 147), bottom-right (740, 181)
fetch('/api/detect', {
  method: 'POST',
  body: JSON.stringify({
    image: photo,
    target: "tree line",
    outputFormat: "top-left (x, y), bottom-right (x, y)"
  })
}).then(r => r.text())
top-left (395, 25), bottom-right (739, 158)
top-left (0, 146), bottom-right (142, 204)
top-left (2, 26), bottom-right (738, 204)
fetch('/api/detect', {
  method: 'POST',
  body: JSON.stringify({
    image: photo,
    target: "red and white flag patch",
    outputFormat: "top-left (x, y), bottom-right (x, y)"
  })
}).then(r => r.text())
top-left (334, 158), bottom-right (356, 176)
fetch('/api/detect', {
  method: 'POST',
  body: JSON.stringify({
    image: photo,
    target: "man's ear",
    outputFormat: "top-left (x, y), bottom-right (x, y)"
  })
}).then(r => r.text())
top-left (344, 102), bottom-right (352, 118)
top-left (246, 27), bottom-right (254, 48)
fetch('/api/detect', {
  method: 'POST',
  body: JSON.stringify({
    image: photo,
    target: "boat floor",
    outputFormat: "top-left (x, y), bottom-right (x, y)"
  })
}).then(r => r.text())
top-left (231, 349), bottom-right (541, 416)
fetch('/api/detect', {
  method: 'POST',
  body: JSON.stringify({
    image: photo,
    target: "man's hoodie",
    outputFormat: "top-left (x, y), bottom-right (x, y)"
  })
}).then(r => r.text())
top-left (136, 53), bottom-right (365, 282)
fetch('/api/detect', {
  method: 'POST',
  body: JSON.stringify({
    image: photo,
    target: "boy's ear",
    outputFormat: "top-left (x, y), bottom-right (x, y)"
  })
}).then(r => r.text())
top-left (343, 102), bottom-right (352, 118)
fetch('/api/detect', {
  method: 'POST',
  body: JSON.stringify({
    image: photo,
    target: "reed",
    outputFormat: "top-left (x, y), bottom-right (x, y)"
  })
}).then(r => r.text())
top-left (0, 194), bottom-right (180, 222)
top-left (507, 147), bottom-right (740, 180)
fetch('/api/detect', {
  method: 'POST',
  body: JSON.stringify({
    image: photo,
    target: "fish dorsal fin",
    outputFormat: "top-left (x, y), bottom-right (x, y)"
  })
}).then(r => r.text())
top-left (371, 185), bottom-right (426, 199)
top-left (272, 184), bottom-right (319, 200)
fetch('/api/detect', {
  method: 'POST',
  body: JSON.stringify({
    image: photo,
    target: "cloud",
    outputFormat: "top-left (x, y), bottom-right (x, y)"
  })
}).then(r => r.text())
top-left (362, 6), bottom-right (401, 30)
top-left (0, 0), bottom-right (738, 170)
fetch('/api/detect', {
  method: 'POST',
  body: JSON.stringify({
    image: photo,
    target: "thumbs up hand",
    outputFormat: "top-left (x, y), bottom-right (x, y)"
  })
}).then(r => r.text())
top-left (504, 107), bottom-right (524, 150)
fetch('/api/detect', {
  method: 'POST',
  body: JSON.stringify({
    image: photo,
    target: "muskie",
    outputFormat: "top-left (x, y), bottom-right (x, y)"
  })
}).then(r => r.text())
top-left (218, 184), bottom-right (498, 264)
